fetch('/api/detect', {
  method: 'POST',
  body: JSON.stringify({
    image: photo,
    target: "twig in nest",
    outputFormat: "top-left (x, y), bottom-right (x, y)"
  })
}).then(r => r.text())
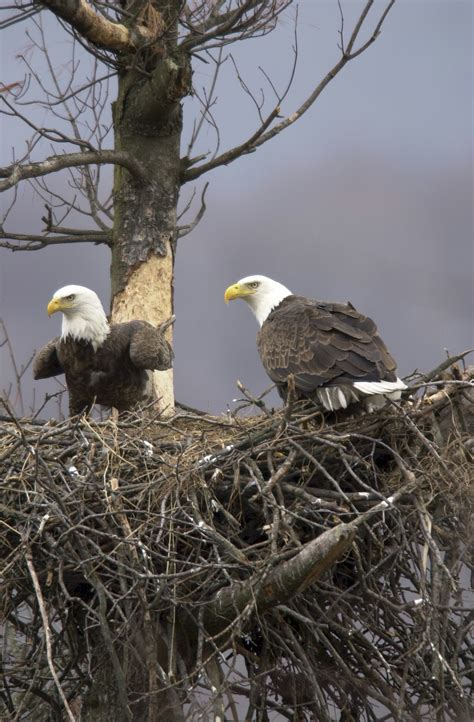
top-left (283, 374), bottom-right (297, 425)
top-left (417, 349), bottom-right (473, 384)
top-left (25, 549), bottom-right (76, 722)
top-left (235, 380), bottom-right (272, 416)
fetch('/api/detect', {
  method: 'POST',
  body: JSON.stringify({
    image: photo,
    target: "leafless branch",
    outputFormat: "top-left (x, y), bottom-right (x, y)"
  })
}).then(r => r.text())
top-left (0, 149), bottom-right (146, 191)
top-left (182, 0), bottom-right (396, 183)
top-left (1, 93), bottom-right (96, 151)
top-left (0, 227), bottom-right (111, 251)
top-left (25, 550), bottom-right (76, 722)
top-left (0, 4), bottom-right (42, 30)
top-left (38, 0), bottom-right (159, 53)
top-left (176, 182), bottom-right (209, 238)
top-left (182, 104), bottom-right (280, 181)
top-left (0, 81), bottom-right (23, 94)
top-left (185, 46), bottom-right (225, 159)
top-left (180, 0), bottom-right (291, 53)
top-left (0, 319), bottom-right (35, 415)
top-left (232, 380), bottom-right (275, 416)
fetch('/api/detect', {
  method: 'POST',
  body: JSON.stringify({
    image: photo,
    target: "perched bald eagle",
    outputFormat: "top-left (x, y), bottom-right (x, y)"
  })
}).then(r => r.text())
top-left (224, 275), bottom-right (406, 411)
top-left (33, 285), bottom-right (173, 415)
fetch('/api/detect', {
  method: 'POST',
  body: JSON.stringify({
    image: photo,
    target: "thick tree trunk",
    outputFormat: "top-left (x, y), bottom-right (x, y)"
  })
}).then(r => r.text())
top-left (110, 4), bottom-right (190, 413)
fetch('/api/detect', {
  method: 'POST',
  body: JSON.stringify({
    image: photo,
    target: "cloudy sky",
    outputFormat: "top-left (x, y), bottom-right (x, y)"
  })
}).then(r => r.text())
top-left (0, 0), bottom-right (472, 416)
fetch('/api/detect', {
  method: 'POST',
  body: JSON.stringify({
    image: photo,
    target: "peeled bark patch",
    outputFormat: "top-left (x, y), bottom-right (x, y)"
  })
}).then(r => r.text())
top-left (112, 252), bottom-right (175, 412)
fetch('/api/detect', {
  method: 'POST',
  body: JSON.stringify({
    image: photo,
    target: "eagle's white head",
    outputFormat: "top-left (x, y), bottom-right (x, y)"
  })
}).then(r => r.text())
top-left (47, 284), bottom-right (110, 350)
top-left (224, 275), bottom-right (292, 326)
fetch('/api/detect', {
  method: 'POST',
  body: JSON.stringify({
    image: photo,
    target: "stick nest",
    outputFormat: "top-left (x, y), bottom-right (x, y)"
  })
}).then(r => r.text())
top-left (1, 363), bottom-right (473, 721)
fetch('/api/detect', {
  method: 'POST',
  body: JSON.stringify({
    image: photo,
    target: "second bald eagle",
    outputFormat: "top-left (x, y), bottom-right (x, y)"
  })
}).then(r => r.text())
top-left (33, 285), bottom-right (173, 415)
top-left (225, 275), bottom-right (406, 411)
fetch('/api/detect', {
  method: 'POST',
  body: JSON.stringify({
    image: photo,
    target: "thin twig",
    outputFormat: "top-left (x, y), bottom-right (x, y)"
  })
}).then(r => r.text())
top-left (25, 549), bottom-right (76, 722)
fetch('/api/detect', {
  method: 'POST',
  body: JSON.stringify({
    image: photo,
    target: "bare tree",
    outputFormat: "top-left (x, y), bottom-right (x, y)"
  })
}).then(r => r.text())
top-left (1, 0), bottom-right (395, 412)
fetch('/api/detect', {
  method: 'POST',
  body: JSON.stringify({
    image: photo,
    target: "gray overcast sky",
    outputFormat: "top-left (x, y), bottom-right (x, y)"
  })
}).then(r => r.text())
top-left (0, 0), bottom-right (472, 415)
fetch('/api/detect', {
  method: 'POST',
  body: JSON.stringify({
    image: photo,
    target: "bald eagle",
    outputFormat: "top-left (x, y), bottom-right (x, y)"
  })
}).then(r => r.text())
top-left (224, 275), bottom-right (406, 411)
top-left (33, 285), bottom-right (173, 415)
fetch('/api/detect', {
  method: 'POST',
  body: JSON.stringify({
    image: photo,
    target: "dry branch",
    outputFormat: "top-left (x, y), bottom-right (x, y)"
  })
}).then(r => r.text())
top-left (0, 228), bottom-right (111, 251)
top-left (39, 0), bottom-right (159, 52)
top-left (204, 521), bottom-right (357, 636)
top-left (182, 0), bottom-right (396, 183)
top-left (0, 150), bottom-right (147, 192)
top-left (25, 550), bottom-right (77, 722)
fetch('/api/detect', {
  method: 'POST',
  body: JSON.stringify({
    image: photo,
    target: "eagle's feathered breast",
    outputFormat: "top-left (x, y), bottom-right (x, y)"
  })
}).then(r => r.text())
top-left (33, 320), bottom-right (173, 414)
top-left (59, 335), bottom-right (146, 413)
top-left (257, 295), bottom-right (398, 398)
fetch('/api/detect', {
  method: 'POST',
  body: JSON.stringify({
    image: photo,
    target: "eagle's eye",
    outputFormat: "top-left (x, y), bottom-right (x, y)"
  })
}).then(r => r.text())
top-left (248, 282), bottom-right (259, 289)
top-left (66, 294), bottom-right (75, 301)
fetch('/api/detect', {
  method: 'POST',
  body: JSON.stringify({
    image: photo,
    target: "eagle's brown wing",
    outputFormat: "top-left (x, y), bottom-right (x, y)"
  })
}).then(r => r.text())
top-left (257, 296), bottom-right (397, 393)
top-left (127, 321), bottom-right (173, 371)
top-left (96, 321), bottom-right (173, 372)
top-left (32, 338), bottom-right (64, 379)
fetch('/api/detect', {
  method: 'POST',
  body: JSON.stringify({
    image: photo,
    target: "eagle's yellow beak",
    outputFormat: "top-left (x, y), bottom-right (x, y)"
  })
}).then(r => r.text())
top-left (224, 283), bottom-right (254, 304)
top-left (224, 284), bottom-right (241, 303)
top-left (47, 297), bottom-right (63, 316)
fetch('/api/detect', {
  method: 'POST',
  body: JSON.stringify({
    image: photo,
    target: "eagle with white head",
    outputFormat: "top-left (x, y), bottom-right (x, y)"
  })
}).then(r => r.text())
top-left (33, 285), bottom-right (173, 415)
top-left (224, 275), bottom-right (406, 411)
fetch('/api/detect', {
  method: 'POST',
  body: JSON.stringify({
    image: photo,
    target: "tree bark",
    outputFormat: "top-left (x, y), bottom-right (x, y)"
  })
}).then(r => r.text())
top-left (38, 0), bottom-right (158, 51)
top-left (110, 2), bottom-right (191, 413)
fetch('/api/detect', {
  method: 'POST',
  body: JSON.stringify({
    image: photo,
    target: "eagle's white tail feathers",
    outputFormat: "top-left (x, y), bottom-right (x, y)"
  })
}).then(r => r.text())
top-left (316, 385), bottom-right (358, 411)
top-left (337, 388), bottom-right (347, 409)
top-left (352, 378), bottom-right (407, 396)
top-left (316, 378), bottom-right (406, 412)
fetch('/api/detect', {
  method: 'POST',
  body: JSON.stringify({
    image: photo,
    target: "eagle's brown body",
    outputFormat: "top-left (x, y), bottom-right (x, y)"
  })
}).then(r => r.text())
top-left (257, 295), bottom-right (398, 401)
top-left (33, 320), bottom-right (173, 415)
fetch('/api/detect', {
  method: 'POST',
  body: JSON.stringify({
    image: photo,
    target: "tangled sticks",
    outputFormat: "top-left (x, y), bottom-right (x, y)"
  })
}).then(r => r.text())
top-left (1, 363), bottom-right (473, 721)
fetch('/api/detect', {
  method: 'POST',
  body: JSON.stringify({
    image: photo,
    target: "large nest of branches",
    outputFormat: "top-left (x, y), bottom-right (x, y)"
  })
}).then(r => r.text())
top-left (1, 361), bottom-right (473, 722)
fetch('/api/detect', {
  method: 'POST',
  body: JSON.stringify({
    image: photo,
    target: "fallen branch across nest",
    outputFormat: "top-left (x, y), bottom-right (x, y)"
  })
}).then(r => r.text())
top-left (0, 363), bottom-right (473, 722)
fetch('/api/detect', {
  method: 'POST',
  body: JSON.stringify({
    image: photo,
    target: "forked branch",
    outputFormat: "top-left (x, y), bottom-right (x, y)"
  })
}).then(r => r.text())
top-left (182, 0), bottom-right (396, 183)
top-left (38, 0), bottom-right (160, 52)
top-left (0, 229), bottom-right (111, 251)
